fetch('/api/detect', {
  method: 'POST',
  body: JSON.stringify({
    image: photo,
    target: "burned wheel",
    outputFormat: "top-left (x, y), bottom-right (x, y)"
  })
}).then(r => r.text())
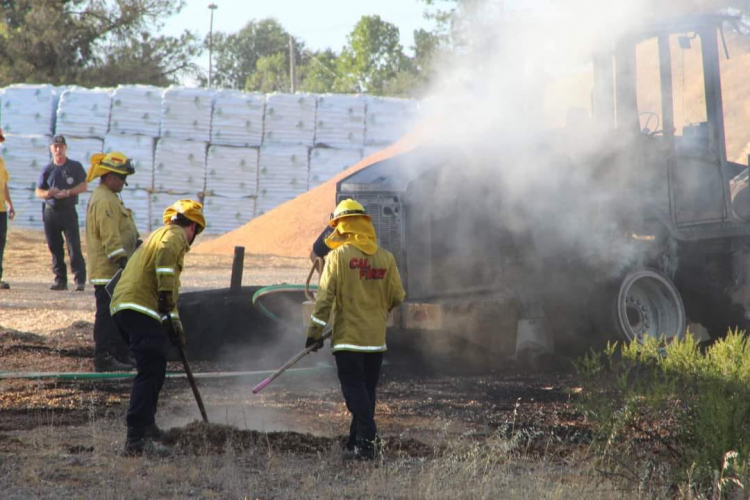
top-left (614, 269), bottom-right (686, 343)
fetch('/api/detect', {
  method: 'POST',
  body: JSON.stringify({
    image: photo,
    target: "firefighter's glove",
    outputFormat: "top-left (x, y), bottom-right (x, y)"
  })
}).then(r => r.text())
top-left (165, 318), bottom-right (186, 348)
top-left (305, 337), bottom-right (324, 352)
top-left (157, 291), bottom-right (175, 315)
top-left (116, 257), bottom-right (128, 270)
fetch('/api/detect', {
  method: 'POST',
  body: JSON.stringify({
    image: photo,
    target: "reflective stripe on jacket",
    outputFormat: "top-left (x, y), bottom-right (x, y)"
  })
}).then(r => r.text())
top-left (85, 185), bottom-right (139, 284)
top-left (307, 244), bottom-right (405, 353)
top-left (110, 225), bottom-right (189, 321)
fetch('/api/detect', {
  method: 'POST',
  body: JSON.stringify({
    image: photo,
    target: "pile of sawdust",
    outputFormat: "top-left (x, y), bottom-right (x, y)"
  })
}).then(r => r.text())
top-left (194, 130), bottom-right (423, 258)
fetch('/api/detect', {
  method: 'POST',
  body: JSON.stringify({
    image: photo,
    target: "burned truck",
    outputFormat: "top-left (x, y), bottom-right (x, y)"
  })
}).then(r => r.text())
top-left (336, 15), bottom-right (750, 359)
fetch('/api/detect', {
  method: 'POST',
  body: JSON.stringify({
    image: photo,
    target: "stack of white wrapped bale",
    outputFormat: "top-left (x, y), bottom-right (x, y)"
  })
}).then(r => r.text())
top-left (119, 187), bottom-right (151, 234)
top-left (65, 137), bottom-right (104, 167)
top-left (205, 145), bottom-right (258, 198)
top-left (55, 87), bottom-right (112, 138)
top-left (263, 93), bottom-right (316, 146)
top-left (211, 90), bottom-right (265, 147)
top-left (0, 135), bottom-right (50, 190)
top-left (0, 84), bottom-right (58, 135)
top-left (75, 191), bottom-right (91, 226)
top-left (160, 87), bottom-right (214, 142)
top-left (103, 134), bottom-right (155, 191)
top-left (8, 186), bottom-right (43, 229)
top-left (315, 94), bottom-right (365, 148)
top-left (153, 138), bottom-right (206, 194)
top-left (364, 96), bottom-right (418, 146)
top-left (256, 146), bottom-right (309, 215)
top-left (203, 145), bottom-right (259, 234)
top-left (308, 148), bottom-right (362, 188)
top-left (109, 85), bottom-right (162, 137)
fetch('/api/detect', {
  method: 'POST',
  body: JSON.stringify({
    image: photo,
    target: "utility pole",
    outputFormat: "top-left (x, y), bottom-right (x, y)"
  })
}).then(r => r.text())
top-left (208, 3), bottom-right (218, 88)
top-left (289, 36), bottom-right (296, 93)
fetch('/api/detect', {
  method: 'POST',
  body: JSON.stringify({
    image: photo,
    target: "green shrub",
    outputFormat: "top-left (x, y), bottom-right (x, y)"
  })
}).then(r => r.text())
top-left (576, 329), bottom-right (750, 493)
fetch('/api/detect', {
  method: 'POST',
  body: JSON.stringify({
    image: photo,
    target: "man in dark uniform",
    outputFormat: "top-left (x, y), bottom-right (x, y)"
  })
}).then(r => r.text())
top-left (35, 135), bottom-right (88, 291)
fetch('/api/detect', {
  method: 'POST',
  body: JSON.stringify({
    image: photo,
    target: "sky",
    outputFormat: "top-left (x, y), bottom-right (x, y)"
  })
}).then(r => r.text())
top-left (162, 0), bottom-right (436, 61)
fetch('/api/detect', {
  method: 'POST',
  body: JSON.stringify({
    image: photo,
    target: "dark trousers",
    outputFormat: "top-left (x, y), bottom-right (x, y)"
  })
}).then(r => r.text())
top-left (113, 310), bottom-right (168, 437)
top-left (94, 285), bottom-right (130, 360)
top-left (0, 211), bottom-right (6, 280)
top-left (335, 351), bottom-right (383, 452)
top-left (43, 206), bottom-right (86, 285)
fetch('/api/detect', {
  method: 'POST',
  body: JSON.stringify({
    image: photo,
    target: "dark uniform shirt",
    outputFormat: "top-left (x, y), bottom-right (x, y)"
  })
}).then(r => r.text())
top-left (312, 226), bottom-right (334, 259)
top-left (37, 159), bottom-right (86, 210)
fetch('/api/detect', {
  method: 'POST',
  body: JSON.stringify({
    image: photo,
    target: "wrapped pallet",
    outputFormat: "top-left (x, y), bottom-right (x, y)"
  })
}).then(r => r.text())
top-left (55, 87), bottom-right (112, 138)
top-left (263, 93), bottom-right (316, 146)
top-left (8, 188), bottom-right (44, 229)
top-left (364, 96), bottom-right (418, 146)
top-left (205, 145), bottom-right (259, 198)
top-left (315, 94), bottom-right (365, 148)
top-left (0, 134), bottom-right (52, 190)
top-left (202, 196), bottom-right (256, 235)
top-left (103, 134), bottom-right (155, 190)
top-left (109, 85), bottom-right (163, 137)
top-left (256, 146), bottom-right (309, 216)
top-left (119, 188), bottom-right (151, 234)
top-left (204, 145), bottom-right (259, 234)
top-left (211, 90), bottom-right (265, 147)
top-left (309, 148), bottom-right (362, 188)
top-left (64, 137), bottom-right (104, 167)
top-left (153, 138), bottom-right (207, 194)
top-left (0, 84), bottom-right (59, 136)
top-left (160, 86), bottom-right (214, 142)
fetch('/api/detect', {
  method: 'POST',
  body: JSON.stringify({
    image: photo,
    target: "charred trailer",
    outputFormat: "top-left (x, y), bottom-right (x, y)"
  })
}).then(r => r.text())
top-left (337, 14), bottom-right (750, 361)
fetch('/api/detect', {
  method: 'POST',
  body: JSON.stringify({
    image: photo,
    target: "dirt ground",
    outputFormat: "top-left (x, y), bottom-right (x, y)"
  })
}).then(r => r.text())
top-left (0, 228), bottom-right (636, 499)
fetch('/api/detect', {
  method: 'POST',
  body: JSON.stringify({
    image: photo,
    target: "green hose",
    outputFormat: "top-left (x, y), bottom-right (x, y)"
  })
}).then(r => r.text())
top-left (252, 284), bottom-right (318, 323)
top-left (0, 365), bottom-right (333, 381)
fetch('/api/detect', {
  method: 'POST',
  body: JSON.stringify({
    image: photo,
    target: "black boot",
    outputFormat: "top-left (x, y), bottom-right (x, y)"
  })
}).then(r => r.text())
top-left (94, 354), bottom-right (134, 372)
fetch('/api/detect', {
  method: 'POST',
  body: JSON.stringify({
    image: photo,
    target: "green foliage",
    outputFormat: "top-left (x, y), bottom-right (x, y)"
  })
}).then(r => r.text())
top-left (297, 49), bottom-right (338, 94)
top-left (334, 15), bottom-right (410, 95)
top-left (0, 0), bottom-right (200, 86)
top-left (245, 53), bottom-right (289, 94)
top-left (208, 18), bottom-right (298, 90)
top-left (576, 329), bottom-right (750, 492)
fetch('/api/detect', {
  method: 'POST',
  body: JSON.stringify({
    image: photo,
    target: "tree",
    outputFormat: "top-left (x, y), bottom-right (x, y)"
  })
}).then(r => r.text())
top-left (334, 15), bottom-right (409, 95)
top-left (0, 0), bottom-right (201, 86)
top-left (209, 18), bottom-right (301, 89)
top-left (245, 53), bottom-right (289, 93)
top-left (298, 49), bottom-right (338, 93)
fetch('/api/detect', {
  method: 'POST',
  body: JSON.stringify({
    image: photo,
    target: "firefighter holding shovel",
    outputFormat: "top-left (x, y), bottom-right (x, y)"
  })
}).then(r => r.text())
top-left (305, 199), bottom-right (405, 461)
top-left (110, 199), bottom-right (206, 457)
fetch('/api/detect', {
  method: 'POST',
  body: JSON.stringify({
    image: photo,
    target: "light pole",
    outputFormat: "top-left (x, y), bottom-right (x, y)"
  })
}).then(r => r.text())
top-left (208, 3), bottom-right (218, 88)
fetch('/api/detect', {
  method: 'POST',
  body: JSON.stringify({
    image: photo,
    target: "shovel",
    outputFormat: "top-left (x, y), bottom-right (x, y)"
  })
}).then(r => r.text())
top-left (168, 317), bottom-right (209, 423)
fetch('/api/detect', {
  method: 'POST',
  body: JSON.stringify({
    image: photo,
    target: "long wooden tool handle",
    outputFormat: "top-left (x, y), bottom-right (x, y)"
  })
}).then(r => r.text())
top-left (178, 345), bottom-right (209, 423)
top-left (253, 329), bottom-right (332, 394)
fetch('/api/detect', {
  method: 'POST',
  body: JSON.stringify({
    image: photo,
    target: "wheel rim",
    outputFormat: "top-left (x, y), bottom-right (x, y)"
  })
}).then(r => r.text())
top-left (616, 269), bottom-right (686, 343)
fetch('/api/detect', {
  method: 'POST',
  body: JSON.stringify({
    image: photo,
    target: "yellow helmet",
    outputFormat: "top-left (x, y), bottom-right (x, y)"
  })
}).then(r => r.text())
top-left (163, 199), bottom-right (206, 235)
top-left (86, 151), bottom-right (136, 182)
top-left (329, 198), bottom-right (370, 227)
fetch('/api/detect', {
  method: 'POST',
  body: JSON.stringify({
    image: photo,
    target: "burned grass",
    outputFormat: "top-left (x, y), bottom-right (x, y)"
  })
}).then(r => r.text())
top-left (163, 420), bottom-right (435, 459)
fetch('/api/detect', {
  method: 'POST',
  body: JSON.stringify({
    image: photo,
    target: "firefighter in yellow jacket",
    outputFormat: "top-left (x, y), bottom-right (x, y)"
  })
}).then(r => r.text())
top-left (85, 152), bottom-right (139, 372)
top-left (306, 198), bottom-right (405, 460)
top-left (111, 199), bottom-right (206, 456)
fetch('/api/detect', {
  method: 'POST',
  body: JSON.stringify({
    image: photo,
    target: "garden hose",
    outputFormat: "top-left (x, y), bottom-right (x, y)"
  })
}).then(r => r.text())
top-left (0, 365), bottom-right (332, 381)
top-left (252, 284), bottom-right (318, 323)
